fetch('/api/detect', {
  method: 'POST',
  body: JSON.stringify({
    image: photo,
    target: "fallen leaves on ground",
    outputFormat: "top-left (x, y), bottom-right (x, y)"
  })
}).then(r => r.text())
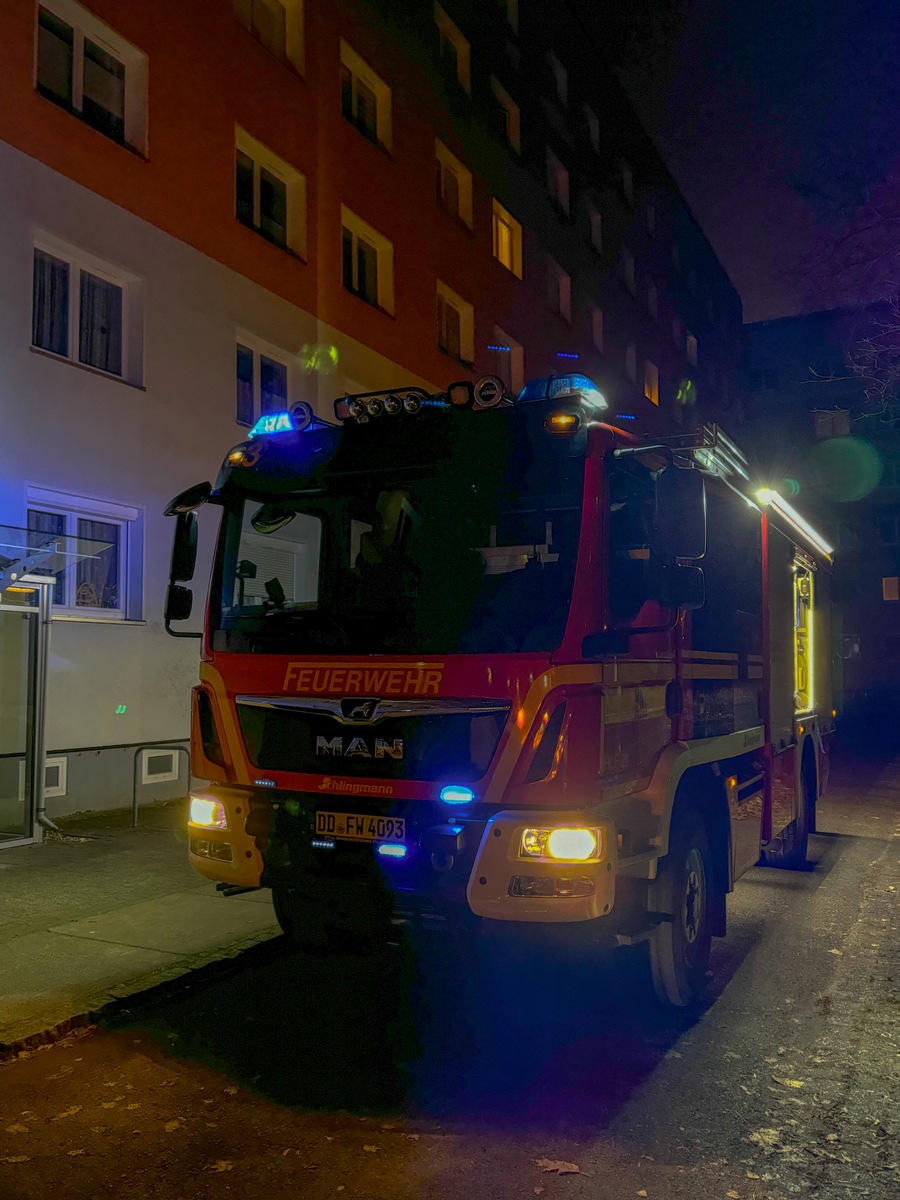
top-left (4, 1124), bottom-right (28, 1134)
top-left (363, 1145), bottom-right (380, 1153)
top-left (771, 1076), bottom-right (805, 1089)
top-left (535, 1158), bottom-right (580, 1175)
top-left (164, 1119), bottom-right (183, 1132)
top-left (0, 1157), bottom-right (30, 1164)
top-left (208, 1160), bottom-right (234, 1172)
top-left (748, 1129), bottom-right (782, 1150)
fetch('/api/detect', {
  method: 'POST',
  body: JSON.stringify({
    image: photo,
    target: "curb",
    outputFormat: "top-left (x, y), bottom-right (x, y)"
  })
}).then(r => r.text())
top-left (0, 931), bottom-right (287, 1064)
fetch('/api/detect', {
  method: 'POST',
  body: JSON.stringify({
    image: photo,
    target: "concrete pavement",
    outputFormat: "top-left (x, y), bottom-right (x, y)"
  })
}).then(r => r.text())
top-left (0, 801), bottom-right (281, 1053)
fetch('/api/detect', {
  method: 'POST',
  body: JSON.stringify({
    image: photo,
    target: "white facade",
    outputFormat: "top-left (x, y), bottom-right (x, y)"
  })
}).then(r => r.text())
top-left (0, 139), bottom-right (433, 817)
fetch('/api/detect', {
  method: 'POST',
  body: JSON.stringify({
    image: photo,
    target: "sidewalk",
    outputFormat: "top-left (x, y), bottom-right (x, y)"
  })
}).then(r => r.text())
top-left (0, 800), bottom-right (281, 1053)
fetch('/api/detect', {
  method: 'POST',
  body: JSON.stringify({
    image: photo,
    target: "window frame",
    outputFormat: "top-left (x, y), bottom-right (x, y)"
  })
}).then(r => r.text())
top-left (435, 139), bottom-right (473, 228)
top-left (340, 205), bottom-right (394, 314)
top-left (31, 234), bottom-right (143, 385)
top-left (25, 485), bottom-right (141, 621)
top-left (35, 1), bottom-right (148, 155)
top-left (644, 360), bottom-right (659, 406)
top-left (490, 75), bottom-right (521, 152)
top-left (547, 257), bottom-right (572, 324)
top-left (492, 199), bottom-right (523, 278)
top-left (436, 279), bottom-right (475, 365)
top-left (620, 246), bottom-right (636, 295)
top-left (546, 51), bottom-right (568, 106)
top-left (235, 334), bottom-right (294, 428)
top-left (434, 4), bottom-right (471, 93)
top-left (339, 39), bottom-right (392, 150)
top-left (233, 0), bottom-right (305, 72)
top-left (234, 126), bottom-right (307, 257)
top-left (546, 148), bottom-right (570, 215)
top-left (491, 324), bottom-right (525, 395)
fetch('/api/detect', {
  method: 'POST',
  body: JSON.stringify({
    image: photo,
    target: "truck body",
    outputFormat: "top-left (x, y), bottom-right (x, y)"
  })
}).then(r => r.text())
top-left (166, 374), bottom-right (834, 1004)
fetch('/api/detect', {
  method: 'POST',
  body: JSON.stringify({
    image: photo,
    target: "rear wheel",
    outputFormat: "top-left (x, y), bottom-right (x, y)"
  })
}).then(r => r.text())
top-left (761, 759), bottom-right (814, 869)
top-left (648, 812), bottom-right (713, 1007)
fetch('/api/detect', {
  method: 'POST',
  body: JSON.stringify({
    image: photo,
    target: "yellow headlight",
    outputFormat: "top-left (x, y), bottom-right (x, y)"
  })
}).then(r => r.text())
top-left (189, 795), bottom-right (228, 830)
top-left (521, 826), bottom-right (601, 861)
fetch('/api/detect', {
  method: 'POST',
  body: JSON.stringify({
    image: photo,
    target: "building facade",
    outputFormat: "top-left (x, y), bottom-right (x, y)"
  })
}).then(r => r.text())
top-left (0, 0), bottom-right (742, 828)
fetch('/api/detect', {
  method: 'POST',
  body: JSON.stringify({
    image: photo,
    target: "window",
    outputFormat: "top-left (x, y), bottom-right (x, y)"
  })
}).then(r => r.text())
top-left (491, 325), bottom-right (524, 395)
top-left (233, 0), bottom-right (304, 70)
top-left (235, 127), bottom-right (307, 255)
top-left (341, 206), bottom-right (394, 312)
top-left (644, 360), bottom-right (659, 405)
top-left (621, 161), bottom-right (634, 204)
top-left (436, 280), bottom-right (474, 364)
top-left (620, 246), bottom-right (635, 295)
top-left (686, 331), bottom-right (698, 367)
top-left (492, 200), bottom-right (523, 278)
top-left (435, 4), bottom-right (470, 93)
top-left (340, 40), bottom-right (391, 149)
top-left (236, 339), bottom-right (291, 427)
top-left (877, 515), bottom-right (900, 545)
top-left (546, 149), bottom-right (570, 214)
top-left (883, 576), bottom-right (899, 601)
top-left (36, 3), bottom-right (148, 154)
top-left (647, 282), bottom-right (658, 320)
top-left (547, 258), bottom-right (571, 323)
top-left (584, 104), bottom-right (600, 153)
top-left (435, 140), bottom-right (473, 227)
top-left (490, 76), bottom-right (520, 152)
top-left (141, 749), bottom-right (180, 785)
top-left (547, 51), bottom-right (567, 105)
top-left (32, 239), bottom-right (142, 383)
top-left (589, 206), bottom-right (603, 254)
top-left (625, 341), bottom-right (637, 383)
top-left (590, 306), bottom-right (604, 353)
top-left (26, 487), bottom-right (141, 619)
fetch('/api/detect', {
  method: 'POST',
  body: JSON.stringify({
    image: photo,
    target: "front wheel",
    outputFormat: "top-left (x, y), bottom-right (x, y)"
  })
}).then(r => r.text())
top-left (648, 813), bottom-right (713, 1007)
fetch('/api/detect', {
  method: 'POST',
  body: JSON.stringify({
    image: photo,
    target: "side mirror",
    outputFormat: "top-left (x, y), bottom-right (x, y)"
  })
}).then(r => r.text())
top-left (165, 583), bottom-right (193, 622)
top-left (657, 563), bottom-right (705, 611)
top-left (164, 481), bottom-right (211, 516)
top-left (170, 511), bottom-right (198, 583)
top-left (654, 467), bottom-right (706, 560)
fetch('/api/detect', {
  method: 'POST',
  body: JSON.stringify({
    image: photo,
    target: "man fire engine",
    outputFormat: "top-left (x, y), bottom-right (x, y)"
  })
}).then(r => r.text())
top-left (165, 373), bottom-right (834, 1005)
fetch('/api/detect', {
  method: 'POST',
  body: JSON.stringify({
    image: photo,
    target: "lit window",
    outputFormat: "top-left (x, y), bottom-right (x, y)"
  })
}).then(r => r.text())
top-left (883, 577), bottom-right (900, 601)
top-left (644, 360), bottom-right (659, 405)
top-left (436, 280), bottom-right (474, 363)
top-left (435, 140), bottom-right (473, 227)
top-left (589, 206), bottom-right (603, 254)
top-left (233, 0), bottom-right (304, 71)
top-left (547, 51), bottom-right (567, 105)
top-left (490, 76), bottom-right (520, 152)
top-left (340, 40), bottom-right (392, 149)
top-left (584, 104), bottom-right (600, 153)
top-left (32, 239), bottom-right (142, 384)
top-left (36, 3), bottom-right (148, 154)
top-left (547, 149), bottom-right (570, 214)
top-left (435, 4), bottom-right (470, 93)
top-left (236, 338), bottom-right (292, 427)
top-left (235, 127), bottom-right (307, 255)
top-left (341, 206), bottom-right (394, 312)
top-left (547, 258), bottom-right (571, 323)
top-left (625, 341), bottom-right (637, 383)
top-left (647, 282), bottom-right (658, 320)
top-left (686, 331), bottom-right (698, 367)
top-left (26, 487), bottom-right (141, 619)
top-left (590, 306), bottom-right (604, 353)
top-left (620, 246), bottom-right (635, 295)
top-left (492, 325), bottom-right (524, 394)
top-left (492, 200), bottom-right (523, 278)
top-left (621, 161), bottom-right (634, 204)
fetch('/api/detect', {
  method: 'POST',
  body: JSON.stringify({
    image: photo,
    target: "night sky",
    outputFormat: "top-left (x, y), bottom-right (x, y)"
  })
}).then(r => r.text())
top-left (584, 0), bottom-right (900, 323)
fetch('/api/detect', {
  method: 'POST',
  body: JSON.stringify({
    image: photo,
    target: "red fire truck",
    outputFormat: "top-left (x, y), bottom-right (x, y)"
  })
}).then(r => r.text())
top-left (165, 373), bottom-right (834, 1005)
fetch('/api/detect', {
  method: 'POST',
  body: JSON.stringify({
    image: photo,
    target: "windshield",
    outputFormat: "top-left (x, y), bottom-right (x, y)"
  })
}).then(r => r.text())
top-left (209, 431), bottom-right (584, 656)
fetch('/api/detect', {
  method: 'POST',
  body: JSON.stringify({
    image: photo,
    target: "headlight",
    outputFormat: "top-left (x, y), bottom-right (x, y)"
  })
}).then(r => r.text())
top-left (520, 826), bottom-right (601, 862)
top-left (189, 795), bottom-right (228, 830)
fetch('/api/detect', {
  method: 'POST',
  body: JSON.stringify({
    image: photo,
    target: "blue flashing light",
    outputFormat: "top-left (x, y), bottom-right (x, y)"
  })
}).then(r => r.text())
top-left (487, 344), bottom-right (511, 352)
top-left (615, 413), bottom-right (637, 420)
top-left (249, 411), bottom-right (294, 438)
top-left (376, 842), bottom-right (408, 859)
top-left (440, 784), bottom-right (475, 806)
top-left (555, 352), bottom-right (580, 359)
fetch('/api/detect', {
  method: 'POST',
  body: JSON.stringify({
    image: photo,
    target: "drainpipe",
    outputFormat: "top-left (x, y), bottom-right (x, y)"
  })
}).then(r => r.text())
top-left (34, 579), bottom-right (59, 835)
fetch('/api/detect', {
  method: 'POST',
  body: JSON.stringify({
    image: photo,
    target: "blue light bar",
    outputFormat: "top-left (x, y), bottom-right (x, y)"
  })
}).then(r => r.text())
top-left (376, 842), bottom-right (408, 859)
top-left (516, 375), bottom-right (607, 411)
top-left (556, 352), bottom-right (580, 359)
top-left (487, 344), bottom-right (511, 352)
top-left (249, 411), bottom-right (294, 437)
top-left (615, 413), bottom-right (637, 420)
top-left (440, 784), bottom-right (474, 806)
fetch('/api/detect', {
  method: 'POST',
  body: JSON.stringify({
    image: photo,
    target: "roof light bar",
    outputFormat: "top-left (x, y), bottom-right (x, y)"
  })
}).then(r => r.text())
top-left (248, 411), bottom-right (295, 437)
top-left (756, 489), bottom-right (834, 559)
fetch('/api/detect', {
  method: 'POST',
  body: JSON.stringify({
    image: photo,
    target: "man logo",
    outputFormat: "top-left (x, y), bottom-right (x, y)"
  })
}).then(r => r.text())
top-left (341, 697), bottom-right (379, 721)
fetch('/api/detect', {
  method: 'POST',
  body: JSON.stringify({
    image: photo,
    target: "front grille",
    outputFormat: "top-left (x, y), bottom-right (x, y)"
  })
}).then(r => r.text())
top-left (236, 703), bottom-right (507, 782)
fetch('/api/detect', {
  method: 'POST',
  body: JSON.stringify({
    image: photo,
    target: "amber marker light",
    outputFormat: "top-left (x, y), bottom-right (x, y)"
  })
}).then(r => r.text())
top-left (546, 411), bottom-right (580, 434)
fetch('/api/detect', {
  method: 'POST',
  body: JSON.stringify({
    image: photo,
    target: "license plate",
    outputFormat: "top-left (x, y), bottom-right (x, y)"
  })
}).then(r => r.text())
top-left (315, 811), bottom-right (406, 843)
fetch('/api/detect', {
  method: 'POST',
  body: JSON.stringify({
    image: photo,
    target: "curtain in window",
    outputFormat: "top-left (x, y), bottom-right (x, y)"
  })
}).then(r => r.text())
top-left (76, 519), bottom-right (120, 609)
top-left (82, 39), bottom-right (126, 142)
top-left (236, 344), bottom-right (254, 426)
top-left (32, 249), bottom-right (70, 356)
top-left (260, 357), bottom-right (287, 414)
top-left (37, 8), bottom-right (74, 104)
top-left (26, 509), bottom-right (66, 606)
top-left (79, 271), bottom-right (123, 376)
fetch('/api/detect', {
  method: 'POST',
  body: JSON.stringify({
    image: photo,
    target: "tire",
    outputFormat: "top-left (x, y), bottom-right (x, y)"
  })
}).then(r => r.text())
top-left (648, 812), bottom-right (713, 1007)
top-left (760, 760), bottom-right (814, 869)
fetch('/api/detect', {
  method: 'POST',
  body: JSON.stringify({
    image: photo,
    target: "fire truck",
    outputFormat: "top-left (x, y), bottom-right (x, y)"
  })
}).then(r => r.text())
top-left (165, 373), bottom-right (834, 1005)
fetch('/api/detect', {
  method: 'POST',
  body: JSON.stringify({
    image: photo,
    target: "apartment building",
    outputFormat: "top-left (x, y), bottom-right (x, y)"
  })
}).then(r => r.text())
top-left (0, 0), bottom-right (742, 832)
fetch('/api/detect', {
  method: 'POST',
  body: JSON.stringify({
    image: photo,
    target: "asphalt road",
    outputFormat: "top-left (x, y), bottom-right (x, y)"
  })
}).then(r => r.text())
top-left (2, 756), bottom-right (898, 1200)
